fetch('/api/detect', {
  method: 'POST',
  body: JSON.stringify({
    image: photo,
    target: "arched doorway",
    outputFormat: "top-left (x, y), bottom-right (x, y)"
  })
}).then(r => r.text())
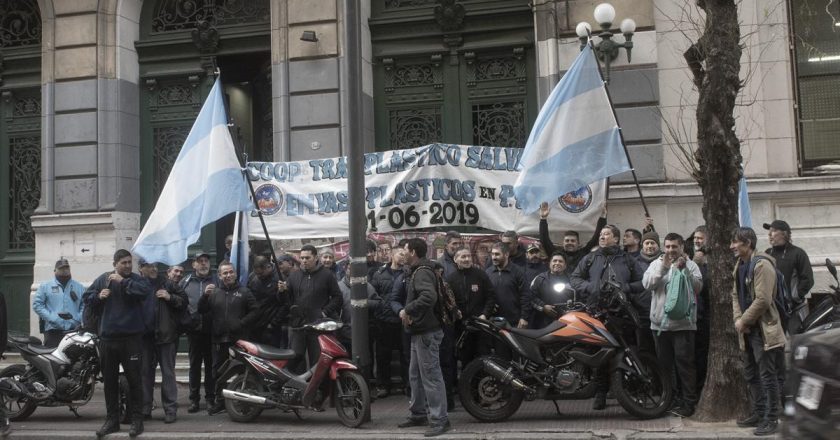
top-left (0, 0), bottom-right (42, 333)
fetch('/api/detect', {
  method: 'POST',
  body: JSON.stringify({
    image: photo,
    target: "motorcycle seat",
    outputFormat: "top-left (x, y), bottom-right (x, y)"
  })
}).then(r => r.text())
top-left (507, 321), bottom-right (565, 339)
top-left (21, 344), bottom-right (54, 355)
top-left (250, 342), bottom-right (297, 360)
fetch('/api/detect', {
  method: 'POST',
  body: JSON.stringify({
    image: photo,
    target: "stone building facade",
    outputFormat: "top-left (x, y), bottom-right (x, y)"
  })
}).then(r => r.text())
top-left (0, 0), bottom-right (837, 335)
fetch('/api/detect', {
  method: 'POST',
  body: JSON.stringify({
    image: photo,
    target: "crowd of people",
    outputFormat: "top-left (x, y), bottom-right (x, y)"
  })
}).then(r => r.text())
top-left (30, 208), bottom-right (816, 438)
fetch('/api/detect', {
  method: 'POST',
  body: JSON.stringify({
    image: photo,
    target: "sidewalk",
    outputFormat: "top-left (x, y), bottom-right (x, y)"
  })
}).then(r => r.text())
top-left (5, 385), bottom-right (775, 439)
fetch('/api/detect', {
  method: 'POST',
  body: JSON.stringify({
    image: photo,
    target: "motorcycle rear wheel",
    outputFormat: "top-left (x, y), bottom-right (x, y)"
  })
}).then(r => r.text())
top-left (0, 364), bottom-right (38, 421)
top-left (335, 370), bottom-right (370, 428)
top-left (458, 357), bottom-right (524, 423)
top-left (612, 352), bottom-right (673, 419)
top-left (224, 374), bottom-right (265, 422)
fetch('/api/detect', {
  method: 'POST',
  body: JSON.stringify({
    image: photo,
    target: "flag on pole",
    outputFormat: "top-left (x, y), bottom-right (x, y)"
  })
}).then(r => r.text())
top-left (230, 211), bottom-right (250, 285)
top-left (738, 170), bottom-right (752, 227)
top-left (133, 77), bottom-right (252, 265)
top-left (514, 44), bottom-right (631, 213)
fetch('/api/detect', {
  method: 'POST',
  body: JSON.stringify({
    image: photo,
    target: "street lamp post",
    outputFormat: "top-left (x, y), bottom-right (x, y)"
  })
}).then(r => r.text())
top-left (576, 3), bottom-right (636, 84)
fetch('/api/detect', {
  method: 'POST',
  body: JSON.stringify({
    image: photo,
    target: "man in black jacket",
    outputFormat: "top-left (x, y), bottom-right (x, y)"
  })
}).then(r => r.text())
top-left (486, 243), bottom-right (530, 329)
top-left (247, 256), bottom-right (288, 348)
top-left (397, 238), bottom-right (450, 437)
top-left (570, 224), bottom-right (644, 410)
top-left (447, 247), bottom-right (495, 366)
top-left (84, 249), bottom-right (151, 438)
top-left (199, 261), bottom-right (259, 415)
top-left (371, 247), bottom-right (407, 398)
top-left (180, 251), bottom-right (216, 413)
top-left (530, 252), bottom-right (573, 329)
top-left (538, 202), bottom-right (606, 271)
top-left (437, 231), bottom-right (463, 279)
top-left (138, 260), bottom-right (188, 424)
top-left (278, 245), bottom-right (343, 372)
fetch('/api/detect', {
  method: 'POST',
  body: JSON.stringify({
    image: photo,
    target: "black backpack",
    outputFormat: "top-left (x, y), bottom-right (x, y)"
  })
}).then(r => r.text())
top-left (747, 256), bottom-right (793, 331)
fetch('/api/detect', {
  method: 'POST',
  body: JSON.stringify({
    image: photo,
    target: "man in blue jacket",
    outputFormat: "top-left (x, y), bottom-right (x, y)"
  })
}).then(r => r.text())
top-left (33, 258), bottom-right (85, 347)
top-left (84, 249), bottom-right (151, 438)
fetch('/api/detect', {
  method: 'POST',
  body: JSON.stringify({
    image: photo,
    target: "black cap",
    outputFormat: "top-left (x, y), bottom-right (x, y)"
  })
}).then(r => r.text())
top-left (526, 243), bottom-right (540, 253)
top-left (762, 220), bottom-right (791, 232)
top-left (54, 258), bottom-right (70, 270)
top-left (137, 258), bottom-right (152, 267)
top-left (193, 251), bottom-right (211, 260)
top-left (277, 255), bottom-right (296, 264)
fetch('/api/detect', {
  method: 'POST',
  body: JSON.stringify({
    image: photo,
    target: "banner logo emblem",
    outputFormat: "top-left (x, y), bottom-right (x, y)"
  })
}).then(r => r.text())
top-left (558, 185), bottom-right (592, 213)
top-left (255, 184), bottom-right (284, 215)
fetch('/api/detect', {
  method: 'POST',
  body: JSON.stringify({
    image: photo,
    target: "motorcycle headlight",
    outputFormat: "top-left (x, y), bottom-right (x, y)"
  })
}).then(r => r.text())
top-left (313, 321), bottom-right (342, 332)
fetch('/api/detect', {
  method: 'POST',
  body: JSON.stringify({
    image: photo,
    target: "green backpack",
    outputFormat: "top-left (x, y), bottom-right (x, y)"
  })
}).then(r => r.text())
top-left (660, 268), bottom-right (695, 332)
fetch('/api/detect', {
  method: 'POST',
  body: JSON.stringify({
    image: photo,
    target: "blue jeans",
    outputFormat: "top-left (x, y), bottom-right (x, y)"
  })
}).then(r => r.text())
top-left (408, 329), bottom-right (448, 426)
top-left (743, 332), bottom-right (783, 422)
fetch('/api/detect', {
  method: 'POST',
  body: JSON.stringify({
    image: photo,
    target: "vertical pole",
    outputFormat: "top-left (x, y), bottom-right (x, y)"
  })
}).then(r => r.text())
top-left (343, 0), bottom-right (371, 379)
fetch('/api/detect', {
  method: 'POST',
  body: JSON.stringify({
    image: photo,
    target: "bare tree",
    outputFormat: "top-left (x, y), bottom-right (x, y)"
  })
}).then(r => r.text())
top-left (682, 0), bottom-right (748, 420)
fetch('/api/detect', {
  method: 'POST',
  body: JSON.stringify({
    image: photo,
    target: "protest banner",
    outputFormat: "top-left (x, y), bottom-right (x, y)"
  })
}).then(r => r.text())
top-left (246, 143), bottom-right (605, 240)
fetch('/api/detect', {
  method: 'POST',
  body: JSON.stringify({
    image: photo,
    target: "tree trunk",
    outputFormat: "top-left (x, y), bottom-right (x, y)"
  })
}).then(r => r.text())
top-left (686, 0), bottom-right (751, 421)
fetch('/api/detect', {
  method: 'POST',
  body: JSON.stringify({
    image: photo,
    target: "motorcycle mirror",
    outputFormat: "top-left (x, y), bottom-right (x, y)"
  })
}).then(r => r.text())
top-left (827, 258), bottom-right (838, 281)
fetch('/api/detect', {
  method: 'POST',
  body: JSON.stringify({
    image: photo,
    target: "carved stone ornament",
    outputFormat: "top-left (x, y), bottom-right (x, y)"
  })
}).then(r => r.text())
top-left (434, 0), bottom-right (466, 32)
top-left (191, 20), bottom-right (219, 54)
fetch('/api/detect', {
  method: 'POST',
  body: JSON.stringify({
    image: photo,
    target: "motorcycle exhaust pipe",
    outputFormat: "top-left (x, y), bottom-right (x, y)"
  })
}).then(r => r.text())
top-left (221, 389), bottom-right (279, 407)
top-left (482, 359), bottom-right (534, 394)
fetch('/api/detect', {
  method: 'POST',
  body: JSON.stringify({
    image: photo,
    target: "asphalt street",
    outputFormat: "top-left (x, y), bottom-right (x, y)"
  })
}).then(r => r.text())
top-left (3, 384), bottom-right (775, 439)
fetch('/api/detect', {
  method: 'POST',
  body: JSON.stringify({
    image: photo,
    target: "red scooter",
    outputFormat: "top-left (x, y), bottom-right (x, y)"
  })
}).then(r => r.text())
top-left (216, 314), bottom-right (370, 428)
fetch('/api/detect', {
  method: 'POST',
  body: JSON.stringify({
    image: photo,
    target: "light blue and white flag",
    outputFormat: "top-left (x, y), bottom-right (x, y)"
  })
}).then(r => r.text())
top-left (230, 210), bottom-right (250, 285)
top-left (514, 44), bottom-right (630, 213)
top-left (738, 169), bottom-right (752, 227)
top-left (133, 77), bottom-right (252, 265)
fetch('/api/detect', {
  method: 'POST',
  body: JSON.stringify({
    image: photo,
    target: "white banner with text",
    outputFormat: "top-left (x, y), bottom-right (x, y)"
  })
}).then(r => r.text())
top-left (246, 144), bottom-right (605, 240)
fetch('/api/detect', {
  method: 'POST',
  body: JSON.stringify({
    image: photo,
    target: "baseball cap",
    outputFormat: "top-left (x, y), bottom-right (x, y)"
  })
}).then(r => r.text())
top-left (277, 254), bottom-right (296, 264)
top-left (137, 258), bottom-right (152, 267)
top-left (54, 258), bottom-right (70, 270)
top-left (193, 251), bottom-right (211, 260)
top-left (762, 220), bottom-right (791, 232)
top-left (526, 243), bottom-right (541, 253)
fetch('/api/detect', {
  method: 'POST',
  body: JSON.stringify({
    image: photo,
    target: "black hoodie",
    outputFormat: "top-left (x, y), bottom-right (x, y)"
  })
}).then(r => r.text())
top-left (283, 263), bottom-right (343, 323)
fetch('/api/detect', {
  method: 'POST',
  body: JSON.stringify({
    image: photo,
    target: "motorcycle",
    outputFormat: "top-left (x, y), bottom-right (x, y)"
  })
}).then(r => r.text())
top-left (0, 330), bottom-right (129, 422)
top-left (457, 280), bottom-right (672, 421)
top-left (216, 312), bottom-right (370, 428)
top-left (787, 258), bottom-right (840, 335)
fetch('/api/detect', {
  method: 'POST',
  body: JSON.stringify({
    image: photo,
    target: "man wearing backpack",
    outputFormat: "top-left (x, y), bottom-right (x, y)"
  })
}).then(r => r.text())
top-left (570, 224), bottom-right (644, 410)
top-left (643, 233), bottom-right (703, 418)
top-left (397, 238), bottom-right (450, 437)
top-left (730, 227), bottom-right (784, 436)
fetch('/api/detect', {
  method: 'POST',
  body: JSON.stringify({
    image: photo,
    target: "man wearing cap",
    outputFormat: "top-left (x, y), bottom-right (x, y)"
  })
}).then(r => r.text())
top-left (180, 252), bottom-right (217, 413)
top-left (33, 258), bottom-right (85, 348)
top-left (276, 254), bottom-right (297, 279)
top-left (763, 220), bottom-right (813, 308)
top-left (524, 243), bottom-right (548, 286)
top-left (763, 219), bottom-right (813, 408)
top-left (138, 259), bottom-right (188, 424)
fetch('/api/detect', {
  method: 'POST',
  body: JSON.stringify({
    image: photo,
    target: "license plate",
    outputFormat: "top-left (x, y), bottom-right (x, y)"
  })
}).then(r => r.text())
top-left (796, 375), bottom-right (824, 411)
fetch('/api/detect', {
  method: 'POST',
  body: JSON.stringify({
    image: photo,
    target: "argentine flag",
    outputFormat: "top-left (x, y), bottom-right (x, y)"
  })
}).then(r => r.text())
top-left (514, 44), bottom-right (631, 213)
top-left (738, 170), bottom-right (752, 227)
top-left (133, 77), bottom-right (252, 265)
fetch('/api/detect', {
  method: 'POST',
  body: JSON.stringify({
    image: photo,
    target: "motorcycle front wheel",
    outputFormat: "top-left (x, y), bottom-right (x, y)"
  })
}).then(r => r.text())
top-left (458, 356), bottom-right (524, 423)
top-left (334, 370), bottom-right (370, 428)
top-left (224, 373), bottom-right (265, 422)
top-left (612, 352), bottom-right (673, 419)
top-left (0, 364), bottom-right (38, 421)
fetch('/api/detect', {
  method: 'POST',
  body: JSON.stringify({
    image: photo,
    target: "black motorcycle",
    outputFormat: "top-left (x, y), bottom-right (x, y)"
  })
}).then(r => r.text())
top-left (788, 258), bottom-right (840, 335)
top-left (457, 281), bottom-right (672, 422)
top-left (0, 330), bottom-right (129, 422)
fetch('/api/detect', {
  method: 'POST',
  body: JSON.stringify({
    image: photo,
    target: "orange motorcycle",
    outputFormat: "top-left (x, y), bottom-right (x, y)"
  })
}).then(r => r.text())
top-left (457, 281), bottom-right (672, 421)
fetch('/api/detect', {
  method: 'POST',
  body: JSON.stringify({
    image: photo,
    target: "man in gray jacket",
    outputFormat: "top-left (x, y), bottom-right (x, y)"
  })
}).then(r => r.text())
top-left (396, 238), bottom-right (450, 437)
top-left (643, 232), bottom-right (703, 418)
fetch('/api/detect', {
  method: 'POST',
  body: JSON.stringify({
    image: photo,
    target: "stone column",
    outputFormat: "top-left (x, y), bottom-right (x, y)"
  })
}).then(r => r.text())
top-left (30, 0), bottom-right (142, 336)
